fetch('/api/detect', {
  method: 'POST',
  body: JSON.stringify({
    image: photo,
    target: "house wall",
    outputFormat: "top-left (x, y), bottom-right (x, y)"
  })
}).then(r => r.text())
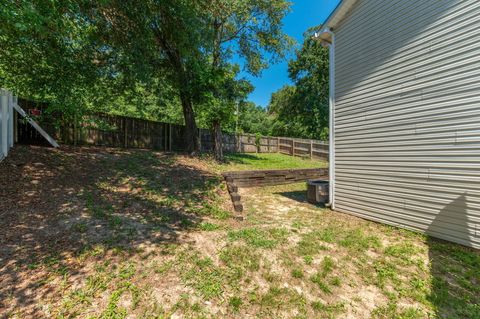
top-left (333, 0), bottom-right (480, 248)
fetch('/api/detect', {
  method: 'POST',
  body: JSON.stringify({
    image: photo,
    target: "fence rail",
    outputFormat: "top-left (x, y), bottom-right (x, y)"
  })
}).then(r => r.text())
top-left (278, 137), bottom-right (328, 161)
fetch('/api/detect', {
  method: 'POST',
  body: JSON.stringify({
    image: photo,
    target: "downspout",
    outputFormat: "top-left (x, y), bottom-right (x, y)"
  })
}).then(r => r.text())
top-left (314, 29), bottom-right (335, 209)
top-left (328, 32), bottom-right (335, 210)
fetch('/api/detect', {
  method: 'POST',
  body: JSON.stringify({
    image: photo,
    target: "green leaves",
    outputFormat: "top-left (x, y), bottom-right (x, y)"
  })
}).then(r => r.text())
top-left (233, 101), bottom-right (272, 136)
top-left (0, 0), bottom-right (107, 123)
top-left (268, 30), bottom-right (330, 141)
top-left (0, 0), bottom-right (292, 146)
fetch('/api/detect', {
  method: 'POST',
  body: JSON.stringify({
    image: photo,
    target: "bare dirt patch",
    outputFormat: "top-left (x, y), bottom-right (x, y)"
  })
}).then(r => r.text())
top-left (0, 145), bottom-right (234, 318)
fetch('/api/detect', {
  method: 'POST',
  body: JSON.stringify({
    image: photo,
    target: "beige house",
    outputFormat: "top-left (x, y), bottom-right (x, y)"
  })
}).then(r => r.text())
top-left (318, 0), bottom-right (480, 249)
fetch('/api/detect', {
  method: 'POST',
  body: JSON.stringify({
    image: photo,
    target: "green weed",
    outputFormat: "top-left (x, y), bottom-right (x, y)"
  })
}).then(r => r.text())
top-left (229, 296), bottom-right (242, 312)
top-left (291, 268), bottom-right (304, 279)
top-left (228, 228), bottom-right (285, 248)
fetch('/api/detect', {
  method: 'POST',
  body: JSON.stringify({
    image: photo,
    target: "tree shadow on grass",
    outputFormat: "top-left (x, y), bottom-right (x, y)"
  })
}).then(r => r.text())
top-left (274, 182), bottom-right (329, 207)
top-left (0, 145), bottom-right (228, 317)
top-left (426, 194), bottom-right (480, 318)
top-left (274, 190), bottom-right (309, 203)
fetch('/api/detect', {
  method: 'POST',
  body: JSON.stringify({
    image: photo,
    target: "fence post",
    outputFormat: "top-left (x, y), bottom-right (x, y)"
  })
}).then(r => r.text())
top-left (292, 138), bottom-right (295, 157)
top-left (310, 140), bottom-right (313, 159)
top-left (7, 92), bottom-right (13, 148)
top-left (131, 117), bottom-right (135, 148)
top-left (73, 113), bottom-right (77, 146)
top-left (124, 117), bottom-right (128, 148)
top-left (198, 128), bottom-right (202, 151)
top-left (169, 123), bottom-right (172, 151)
top-left (13, 96), bottom-right (17, 143)
top-left (1, 90), bottom-right (8, 158)
top-left (163, 124), bottom-right (166, 151)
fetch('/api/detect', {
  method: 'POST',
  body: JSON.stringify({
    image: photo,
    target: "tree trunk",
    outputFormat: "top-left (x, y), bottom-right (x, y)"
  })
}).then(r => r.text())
top-left (213, 120), bottom-right (223, 162)
top-left (179, 89), bottom-right (200, 154)
top-left (164, 47), bottom-right (200, 155)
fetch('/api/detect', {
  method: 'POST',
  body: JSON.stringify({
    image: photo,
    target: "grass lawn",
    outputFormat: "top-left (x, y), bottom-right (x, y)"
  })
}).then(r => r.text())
top-left (215, 152), bottom-right (327, 172)
top-left (0, 146), bottom-right (478, 318)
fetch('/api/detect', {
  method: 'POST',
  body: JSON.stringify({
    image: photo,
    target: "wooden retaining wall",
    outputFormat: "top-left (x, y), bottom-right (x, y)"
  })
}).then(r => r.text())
top-left (223, 168), bottom-right (328, 188)
top-left (222, 168), bottom-right (329, 213)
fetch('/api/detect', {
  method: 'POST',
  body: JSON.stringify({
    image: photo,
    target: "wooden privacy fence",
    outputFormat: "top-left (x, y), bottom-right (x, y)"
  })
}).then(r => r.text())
top-left (60, 114), bottom-right (250, 153)
top-left (279, 137), bottom-right (328, 161)
top-left (235, 134), bottom-right (281, 153)
top-left (17, 110), bottom-right (328, 160)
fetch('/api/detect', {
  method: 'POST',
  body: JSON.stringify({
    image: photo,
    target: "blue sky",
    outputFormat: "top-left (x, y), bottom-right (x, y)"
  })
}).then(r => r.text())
top-left (235, 0), bottom-right (340, 108)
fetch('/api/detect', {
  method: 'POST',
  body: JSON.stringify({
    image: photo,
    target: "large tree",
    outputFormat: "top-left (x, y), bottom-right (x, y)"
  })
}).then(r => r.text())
top-left (86, 0), bottom-right (293, 156)
top-left (196, 65), bottom-right (253, 160)
top-left (1, 1), bottom-right (293, 156)
top-left (268, 85), bottom-right (308, 137)
top-left (204, 0), bottom-right (293, 159)
top-left (73, 0), bottom-right (206, 152)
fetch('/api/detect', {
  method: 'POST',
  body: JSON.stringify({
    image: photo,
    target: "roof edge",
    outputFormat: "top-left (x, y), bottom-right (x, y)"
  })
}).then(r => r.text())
top-left (322, 0), bottom-right (358, 30)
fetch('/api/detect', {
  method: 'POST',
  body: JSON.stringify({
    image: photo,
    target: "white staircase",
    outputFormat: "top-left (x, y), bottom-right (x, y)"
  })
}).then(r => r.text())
top-left (0, 89), bottom-right (59, 162)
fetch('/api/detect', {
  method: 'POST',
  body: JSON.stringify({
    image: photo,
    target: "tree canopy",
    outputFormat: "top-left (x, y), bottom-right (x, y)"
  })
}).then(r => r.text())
top-left (268, 29), bottom-right (330, 141)
top-left (235, 101), bottom-right (273, 136)
top-left (0, 1), bottom-right (330, 159)
top-left (0, 0), bottom-right (293, 159)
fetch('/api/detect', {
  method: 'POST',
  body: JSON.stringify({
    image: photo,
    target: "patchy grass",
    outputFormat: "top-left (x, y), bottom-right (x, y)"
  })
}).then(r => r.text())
top-left (0, 145), bottom-right (478, 318)
top-left (227, 227), bottom-right (288, 248)
top-left (197, 222), bottom-right (222, 231)
top-left (238, 183), bottom-right (479, 318)
top-left (216, 152), bottom-right (327, 171)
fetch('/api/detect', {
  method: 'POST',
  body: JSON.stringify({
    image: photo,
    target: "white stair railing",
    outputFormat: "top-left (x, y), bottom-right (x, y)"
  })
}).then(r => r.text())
top-left (0, 89), bottom-right (59, 162)
top-left (12, 101), bottom-right (59, 148)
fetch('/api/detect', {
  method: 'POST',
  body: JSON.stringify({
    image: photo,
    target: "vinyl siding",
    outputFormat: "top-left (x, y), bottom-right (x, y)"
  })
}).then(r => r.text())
top-left (333, 0), bottom-right (480, 249)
